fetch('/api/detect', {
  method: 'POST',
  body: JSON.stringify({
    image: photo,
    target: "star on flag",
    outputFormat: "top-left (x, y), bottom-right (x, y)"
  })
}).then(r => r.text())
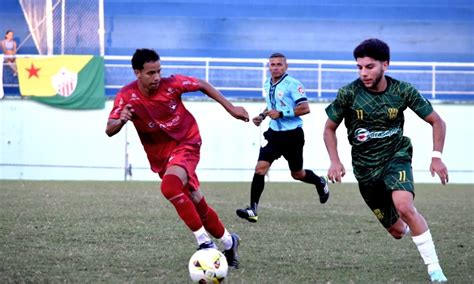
top-left (26, 63), bottom-right (41, 79)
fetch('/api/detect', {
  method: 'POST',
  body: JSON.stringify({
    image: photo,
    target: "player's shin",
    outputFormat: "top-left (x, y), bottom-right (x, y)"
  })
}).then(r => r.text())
top-left (412, 230), bottom-right (443, 273)
top-left (195, 197), bottom-right (225, 239)
top-left (250, 173), bottom-right (265, 211)
top-left (161, 175), bottom-right (202, 232)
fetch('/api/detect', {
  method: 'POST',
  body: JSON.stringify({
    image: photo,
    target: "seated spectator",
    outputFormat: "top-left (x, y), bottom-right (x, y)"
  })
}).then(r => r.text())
top-left (1, 30), bottom-right (18, 76)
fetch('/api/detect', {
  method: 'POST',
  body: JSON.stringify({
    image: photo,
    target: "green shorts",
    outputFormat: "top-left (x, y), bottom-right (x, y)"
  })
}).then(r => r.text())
top-left (357, 156), bottom-right (415, 228)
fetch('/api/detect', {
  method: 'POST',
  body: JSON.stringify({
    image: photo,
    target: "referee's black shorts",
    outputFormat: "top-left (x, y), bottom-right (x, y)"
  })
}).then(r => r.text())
top-left (258, 127), bottom-right (305, 172)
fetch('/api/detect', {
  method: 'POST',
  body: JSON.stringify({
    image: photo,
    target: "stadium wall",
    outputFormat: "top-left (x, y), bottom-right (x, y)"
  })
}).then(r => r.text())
top-left (104, 0), bottom-right (474, 62)
top-left (1, 0), bottom-right (473, 61)
top-left (0, 100), bottom-right (473, 184)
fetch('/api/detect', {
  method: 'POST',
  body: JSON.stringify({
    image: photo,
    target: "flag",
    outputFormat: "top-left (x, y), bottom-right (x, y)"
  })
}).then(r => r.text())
top-left (0, 54), bottom-right (4, 99)
top-left (16, 55), bottom-right (105, 109)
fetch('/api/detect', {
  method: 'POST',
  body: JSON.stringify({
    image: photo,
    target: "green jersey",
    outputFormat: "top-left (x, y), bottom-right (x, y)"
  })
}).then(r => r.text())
top-left (325, 76), bottom-right (433, 181)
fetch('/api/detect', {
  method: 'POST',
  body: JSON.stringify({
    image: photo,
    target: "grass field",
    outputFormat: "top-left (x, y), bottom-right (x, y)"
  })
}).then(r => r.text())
top-left (0, 180), bottom-right (472, 283)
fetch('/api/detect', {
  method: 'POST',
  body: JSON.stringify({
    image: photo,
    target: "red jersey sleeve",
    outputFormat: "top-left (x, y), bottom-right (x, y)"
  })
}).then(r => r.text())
top-left (108, 91), bottom-right (127, 120)
top-left (171, 75), bottom-right (201, 93)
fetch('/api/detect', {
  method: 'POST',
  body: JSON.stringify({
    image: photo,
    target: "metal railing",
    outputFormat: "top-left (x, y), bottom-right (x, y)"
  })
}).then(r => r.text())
top-left (104, 56), bottom-right (474, 102)
top-left (3, 55), bottom-right (474, 101)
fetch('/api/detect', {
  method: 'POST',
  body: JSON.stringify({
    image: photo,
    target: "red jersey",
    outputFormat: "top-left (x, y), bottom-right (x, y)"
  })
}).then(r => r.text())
top-left (109, 75), bottom-right (203, 176)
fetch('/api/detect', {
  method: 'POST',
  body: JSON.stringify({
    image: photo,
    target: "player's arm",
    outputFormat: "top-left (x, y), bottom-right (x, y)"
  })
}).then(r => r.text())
top-left (294, 101), bottom-right (310, 116)
top-left (423, 110), bottom-right (448, 185)
top-left (265, 101), bottom-right (310, 120)
top-left (253, 108), bottom-right (268, 126)
top-left (323, 118), bottom-right (346, 183)
top-left (198, 79), bottom-right (249, 122)
top-left (105, 104), bottom-right (134, 137)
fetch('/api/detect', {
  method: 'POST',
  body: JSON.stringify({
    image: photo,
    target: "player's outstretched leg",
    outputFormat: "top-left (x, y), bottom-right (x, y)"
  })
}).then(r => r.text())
top-left (223, 233), bottom-right (241, 268)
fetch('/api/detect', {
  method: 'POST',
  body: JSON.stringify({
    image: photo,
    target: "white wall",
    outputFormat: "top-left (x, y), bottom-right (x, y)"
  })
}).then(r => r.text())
top-left (0, 100), bottom-right (473, 184)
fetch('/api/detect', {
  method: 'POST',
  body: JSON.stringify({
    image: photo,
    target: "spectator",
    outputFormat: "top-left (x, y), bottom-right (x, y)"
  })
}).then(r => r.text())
top-left (1, 30), bottom-right (18, 76)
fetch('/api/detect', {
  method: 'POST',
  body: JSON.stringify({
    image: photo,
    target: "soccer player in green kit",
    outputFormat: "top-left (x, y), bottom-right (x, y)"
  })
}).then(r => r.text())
top-left (323, 38), bottom-right (448, 283)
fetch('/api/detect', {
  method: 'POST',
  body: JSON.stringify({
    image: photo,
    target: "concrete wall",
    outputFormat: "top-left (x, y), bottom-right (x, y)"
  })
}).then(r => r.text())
top-left (1, 100), bottom-right (473, 184)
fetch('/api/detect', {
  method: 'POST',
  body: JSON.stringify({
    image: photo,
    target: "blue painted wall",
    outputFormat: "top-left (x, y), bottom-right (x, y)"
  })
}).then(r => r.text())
top-left (1, 0), bottom-right (473, 61)
top-left (103, 0), bottom-right (474, 61)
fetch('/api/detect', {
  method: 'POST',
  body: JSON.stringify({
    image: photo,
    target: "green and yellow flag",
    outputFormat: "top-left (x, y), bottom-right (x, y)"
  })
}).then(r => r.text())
top-left (17, 55), bottom-right (105, 109)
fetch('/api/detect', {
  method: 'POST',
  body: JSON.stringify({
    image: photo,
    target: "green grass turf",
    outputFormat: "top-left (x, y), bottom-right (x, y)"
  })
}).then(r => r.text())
top-left (0, 180), bottom-right (472, 283)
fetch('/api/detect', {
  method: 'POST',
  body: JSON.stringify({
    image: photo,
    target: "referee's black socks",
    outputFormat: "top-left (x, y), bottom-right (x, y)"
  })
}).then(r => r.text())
top-left (302, 169), bottom-right (322, 185)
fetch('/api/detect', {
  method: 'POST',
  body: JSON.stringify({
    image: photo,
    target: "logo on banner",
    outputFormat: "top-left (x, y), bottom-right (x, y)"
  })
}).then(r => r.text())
top-left (52, 68), bottom-right (78, 97)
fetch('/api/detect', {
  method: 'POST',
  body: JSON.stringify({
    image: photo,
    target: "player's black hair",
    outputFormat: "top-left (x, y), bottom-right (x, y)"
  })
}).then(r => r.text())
top-left (269, 52), bottom-right (286, 59)
top-left (353, 38), bottom-right (390, 63)
top-left (131, 48), bottom-right (160, 70)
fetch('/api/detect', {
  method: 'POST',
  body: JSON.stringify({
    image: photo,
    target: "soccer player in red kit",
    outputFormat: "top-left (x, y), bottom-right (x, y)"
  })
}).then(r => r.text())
top-left (106, 49), bottom-right (249, 268)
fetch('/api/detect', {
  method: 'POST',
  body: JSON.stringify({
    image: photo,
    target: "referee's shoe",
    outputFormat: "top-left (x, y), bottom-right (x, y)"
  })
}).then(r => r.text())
top-left (236, 207), bottom-right (258, 223)
top-left (316, 176), bottom-right (330, 204)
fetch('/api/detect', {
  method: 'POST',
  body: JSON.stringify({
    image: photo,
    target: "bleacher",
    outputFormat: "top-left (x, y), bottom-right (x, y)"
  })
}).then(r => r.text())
top-left (2, 0), bottom-right (473, 101)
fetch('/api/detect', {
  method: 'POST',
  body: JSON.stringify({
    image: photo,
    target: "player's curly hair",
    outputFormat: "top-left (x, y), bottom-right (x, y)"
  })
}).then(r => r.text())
top-left (132, 48), bottom-right (160, 70)
top-left (353, 38), bottom-right (390, 63)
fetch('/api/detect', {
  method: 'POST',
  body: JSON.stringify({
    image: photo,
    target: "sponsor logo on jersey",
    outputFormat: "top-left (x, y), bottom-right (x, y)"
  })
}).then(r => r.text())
top-left (169, 99), bottom-right (177, 112)
top-left (167, 88), bottom-right (178, 96)
top-left (159, 115), bottom-right (181, 129)
top-left (354, 127), bottom-right (401, 143)
top-left (130, 93), bottom-right (140, 101)
top-left (182, 80), bottom-right (198, 87)
top-left (387, 108), bottom-right (398, 120)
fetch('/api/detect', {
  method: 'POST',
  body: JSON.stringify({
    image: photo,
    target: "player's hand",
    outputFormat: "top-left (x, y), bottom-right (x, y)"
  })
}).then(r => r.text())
top-left (230, 106), bottom-right (249, 122)
top-left (264, 109), bottom-right (281, 120)
top-left (252, 115), bottom-right (264, 126)
top-left (430, 158), bottom-right (449, 185)
top-left (120, 104), bottom-right (134, 123)
top-left (327, 162), bottom-right (346, 183)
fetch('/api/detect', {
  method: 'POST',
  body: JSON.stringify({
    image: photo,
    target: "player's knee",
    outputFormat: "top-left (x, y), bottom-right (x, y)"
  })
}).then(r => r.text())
top-left (291, 171), bottom-right (304, 180)
top-left (397, 204), bottom-right (417, 221)
top-left (387, 227), bottom-right (404, 239)
top-left (161, 174), bottom-right (184, 200)
top-left (189, 190), bottom-right (203, 204)
top-left (255, 164), bottom-right (269, 175)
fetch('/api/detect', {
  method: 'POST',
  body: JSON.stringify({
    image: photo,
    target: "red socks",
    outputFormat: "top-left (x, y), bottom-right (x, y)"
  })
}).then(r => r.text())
top-left (195, 197), bottom-right (225, 239)
top-left (161, 174), bottom-right (225, 238)
top-left (161, 174), bottom-right (202, 231)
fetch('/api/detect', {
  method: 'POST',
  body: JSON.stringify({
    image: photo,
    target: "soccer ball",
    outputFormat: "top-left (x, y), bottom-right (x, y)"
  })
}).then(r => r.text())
top-left (188, 248), bottom-right (228, 283)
